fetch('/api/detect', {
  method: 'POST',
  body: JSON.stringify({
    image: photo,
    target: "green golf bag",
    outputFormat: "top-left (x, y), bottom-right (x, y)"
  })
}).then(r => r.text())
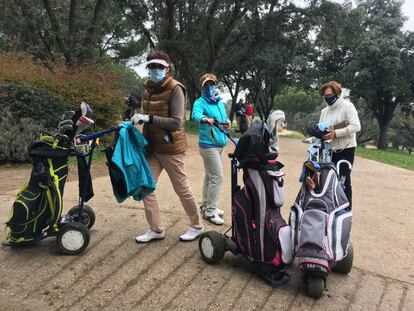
top-left (4, 135), bottom-right (70, 244)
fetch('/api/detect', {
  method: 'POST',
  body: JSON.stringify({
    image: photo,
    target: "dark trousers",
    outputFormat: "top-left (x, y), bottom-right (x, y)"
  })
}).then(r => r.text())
top-left (332, 147), bottom-right (355, 205)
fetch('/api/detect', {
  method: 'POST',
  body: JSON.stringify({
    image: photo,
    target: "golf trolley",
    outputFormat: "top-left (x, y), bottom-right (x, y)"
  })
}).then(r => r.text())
top-left (55, 126), bottom-right (120, 254)
top-left (3, 103), bottom-right (119, 255)
top-left (199, 120), bottom-right (292, 286)
top-left (290, 137), bottom-right (354, 298)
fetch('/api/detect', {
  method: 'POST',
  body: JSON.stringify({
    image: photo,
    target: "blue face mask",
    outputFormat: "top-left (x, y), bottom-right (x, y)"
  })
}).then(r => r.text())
top-left (324, 95), bottom-right (338, 106)
top-left (203, 85), bottom-right (216, 98)
top-left (148, 69), bottom-right (166, 83)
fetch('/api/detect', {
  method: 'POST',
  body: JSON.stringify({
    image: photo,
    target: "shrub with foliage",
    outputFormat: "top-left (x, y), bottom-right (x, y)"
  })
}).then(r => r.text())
top-left (354, 97), bottom-right (378, 146)
top-left (0, 52), bottom-right (126, 128)
top-left (389, 107), bottom-right (414, 153)
top-left (0, 109), bottom-right (42, 163)
top-left (0, 84), bottom-right (65, 129)
top-left (293, 110), bottom-right (321, 136)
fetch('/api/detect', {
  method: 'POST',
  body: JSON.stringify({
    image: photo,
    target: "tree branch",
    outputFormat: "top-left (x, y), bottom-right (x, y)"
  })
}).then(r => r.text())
top-left (68, 0), bottom-right (77, 56)
top-left (42, 0), bottom-right (73, 65)
top-left (81, 0), bottom-right (105, 60)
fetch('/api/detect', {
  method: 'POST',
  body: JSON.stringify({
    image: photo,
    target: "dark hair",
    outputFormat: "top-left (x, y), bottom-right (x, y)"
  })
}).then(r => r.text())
top-left (320, 81), bottom-right (342, 96)
top-left (146, 50), bottom-right (171, 65)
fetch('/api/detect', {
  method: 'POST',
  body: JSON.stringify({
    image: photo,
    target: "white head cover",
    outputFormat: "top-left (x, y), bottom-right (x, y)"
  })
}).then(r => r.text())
top-left (267, 109), bottom-right (286, 152)
top-left (146, 59), bottom-right (169, 67)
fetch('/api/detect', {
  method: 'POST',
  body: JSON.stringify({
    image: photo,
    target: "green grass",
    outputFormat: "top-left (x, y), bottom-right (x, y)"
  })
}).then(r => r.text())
top-left (356, 147), bottom-right (414, 170)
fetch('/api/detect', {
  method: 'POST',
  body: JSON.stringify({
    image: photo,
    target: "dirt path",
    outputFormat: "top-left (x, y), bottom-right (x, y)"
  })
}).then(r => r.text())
top-left (0, 133), bottom-right (413, 310)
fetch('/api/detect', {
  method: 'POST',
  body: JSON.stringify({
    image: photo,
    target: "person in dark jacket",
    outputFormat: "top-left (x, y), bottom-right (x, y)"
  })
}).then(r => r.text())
top-left (234, 99), bottom-right (246, 132)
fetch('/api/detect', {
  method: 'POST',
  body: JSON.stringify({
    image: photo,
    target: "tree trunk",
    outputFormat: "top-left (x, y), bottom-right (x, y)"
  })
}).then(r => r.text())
top-left (42, 0), bottom-right (73, 65)
top-left (285, 112), bottom-right (297, 130)
top-left (187, 85), bottom-right (197, 119)
top-left (377, 121), bottom-right (389, 149)
top-left (68, 0), bottom-right (77, 57)
top-left (80, 0), bottom-right (105, 62)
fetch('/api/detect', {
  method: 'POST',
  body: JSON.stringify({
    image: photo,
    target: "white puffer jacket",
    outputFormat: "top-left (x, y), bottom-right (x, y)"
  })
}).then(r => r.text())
top-left (319, 97), bottom-right (361, 150)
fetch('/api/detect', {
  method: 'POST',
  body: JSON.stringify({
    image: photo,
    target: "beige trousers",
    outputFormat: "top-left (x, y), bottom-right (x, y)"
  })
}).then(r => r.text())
top-left (199, 147), bottom-right (224, 213)
top-left (143, 152), bottom-right (203, 232)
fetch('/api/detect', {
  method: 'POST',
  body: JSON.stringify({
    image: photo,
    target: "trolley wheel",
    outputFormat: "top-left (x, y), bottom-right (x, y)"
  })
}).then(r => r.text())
top-left (199, 231), bottom-right (226, 264)
top-left (68, 204), bottom-right (96, 229)
top-left (57, 222), bottom-right (90, 255)
top-left (333, 242), bottom-right (354, 274)
top-left (307, 276), bottom-right (325, 299)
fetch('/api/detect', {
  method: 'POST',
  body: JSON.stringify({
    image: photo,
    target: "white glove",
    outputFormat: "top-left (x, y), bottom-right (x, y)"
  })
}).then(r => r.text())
top-left (131, 113), bottom-right (150, 125)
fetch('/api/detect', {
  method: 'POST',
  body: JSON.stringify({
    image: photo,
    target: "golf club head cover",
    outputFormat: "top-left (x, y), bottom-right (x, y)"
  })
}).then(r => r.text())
top-left (57, 119), bottom-right (74, 133)
top-left (72, 101), bottom-right (94, 137)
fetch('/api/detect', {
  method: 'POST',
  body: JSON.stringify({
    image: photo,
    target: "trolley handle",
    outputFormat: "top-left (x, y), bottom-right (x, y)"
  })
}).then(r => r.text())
top-left (77, 126), bottom-right (121, 143)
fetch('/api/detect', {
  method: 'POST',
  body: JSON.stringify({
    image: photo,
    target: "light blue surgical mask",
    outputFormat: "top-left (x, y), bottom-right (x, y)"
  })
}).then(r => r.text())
top-left (148, 69), bottom-right (166, 83)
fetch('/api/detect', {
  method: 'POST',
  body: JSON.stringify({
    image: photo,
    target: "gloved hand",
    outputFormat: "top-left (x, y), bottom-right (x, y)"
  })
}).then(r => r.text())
top-left (131, 113), bottom-right (150, 125)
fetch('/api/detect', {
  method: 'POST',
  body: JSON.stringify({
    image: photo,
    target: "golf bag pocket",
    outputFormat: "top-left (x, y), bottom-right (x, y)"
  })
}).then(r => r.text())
top-left (328, 208), bottom-right (352, 261)
top-left (289, 204), bottom-right (303, 254)
top-left (278, 225), bottom-right (293, 264)
top-left (267, 170), bottom-right (285, 208)
top-left (6, 184), bottom-right (50, 242)
top-left (232, 188), bottom-right (254, 260)
top-left (266, 209), bottom-right (292, 265)
top-left (304, 198), bottom-right (329, 213)
top-left (297, 210), bottom-right (329, 260)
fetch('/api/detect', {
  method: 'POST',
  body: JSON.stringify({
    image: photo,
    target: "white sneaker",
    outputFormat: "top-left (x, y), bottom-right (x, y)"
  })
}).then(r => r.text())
top-left (179, 226), bottom-right (205, 241)
top-left (135, 229), bottom-right (165, 243)
top-left (203, 210), bottom-right (224, 225)
top-left (200, 206), bottom-right (224, 217)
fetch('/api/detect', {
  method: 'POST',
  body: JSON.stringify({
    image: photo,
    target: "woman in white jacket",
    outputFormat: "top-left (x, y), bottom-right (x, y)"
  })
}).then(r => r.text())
top-left (319, 81), bottom-right (361, 205)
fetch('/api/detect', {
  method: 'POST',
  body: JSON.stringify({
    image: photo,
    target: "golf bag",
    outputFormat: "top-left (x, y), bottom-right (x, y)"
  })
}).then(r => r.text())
top-left (290, 160), bottom-right (352, 273)
top-left (232, 121), bottom-right (292, 277)
top-left (5, 136), bottom-right (70, 243)
top-left (4, 102), bottom-right (94, 245)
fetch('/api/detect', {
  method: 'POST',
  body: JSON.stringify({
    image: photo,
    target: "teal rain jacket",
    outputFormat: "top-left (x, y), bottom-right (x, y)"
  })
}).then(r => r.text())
top-left (111, 122), bottom-right (155, 202)
top-left (191, 95), bottom-right (229, 148)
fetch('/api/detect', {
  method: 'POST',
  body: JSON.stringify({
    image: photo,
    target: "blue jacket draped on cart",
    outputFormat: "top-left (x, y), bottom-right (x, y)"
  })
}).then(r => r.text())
top-left (110, 122), bottom-right (155, 203)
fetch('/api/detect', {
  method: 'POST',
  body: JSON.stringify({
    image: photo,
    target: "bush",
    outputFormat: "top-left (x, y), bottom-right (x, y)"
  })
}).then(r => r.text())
top-left (0, 52), bottom-right (124, 129)
top-left (0, 109), bottom-right (42, 163)
top-left (293, 110), bottom-right (321, 136)
top-left (0, 84), bottom-right (65, 129)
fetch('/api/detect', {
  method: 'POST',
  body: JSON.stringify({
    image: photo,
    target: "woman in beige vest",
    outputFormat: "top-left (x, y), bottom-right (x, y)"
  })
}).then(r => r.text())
top-left (131, 50), bottom-right (204, 242)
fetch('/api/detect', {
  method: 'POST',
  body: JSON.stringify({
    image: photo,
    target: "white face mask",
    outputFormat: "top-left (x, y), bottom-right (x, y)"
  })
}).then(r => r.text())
top-left (148, 69), bottom-right (166, 83)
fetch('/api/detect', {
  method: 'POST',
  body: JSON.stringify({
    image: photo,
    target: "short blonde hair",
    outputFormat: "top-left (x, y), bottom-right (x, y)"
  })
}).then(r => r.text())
top-left (320, 81), bottom-right (342, 96)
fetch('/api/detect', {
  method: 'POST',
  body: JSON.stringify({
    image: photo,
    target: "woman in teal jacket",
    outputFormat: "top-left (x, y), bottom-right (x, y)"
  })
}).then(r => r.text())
top-left (191, 73), bottom-right (230, 225)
